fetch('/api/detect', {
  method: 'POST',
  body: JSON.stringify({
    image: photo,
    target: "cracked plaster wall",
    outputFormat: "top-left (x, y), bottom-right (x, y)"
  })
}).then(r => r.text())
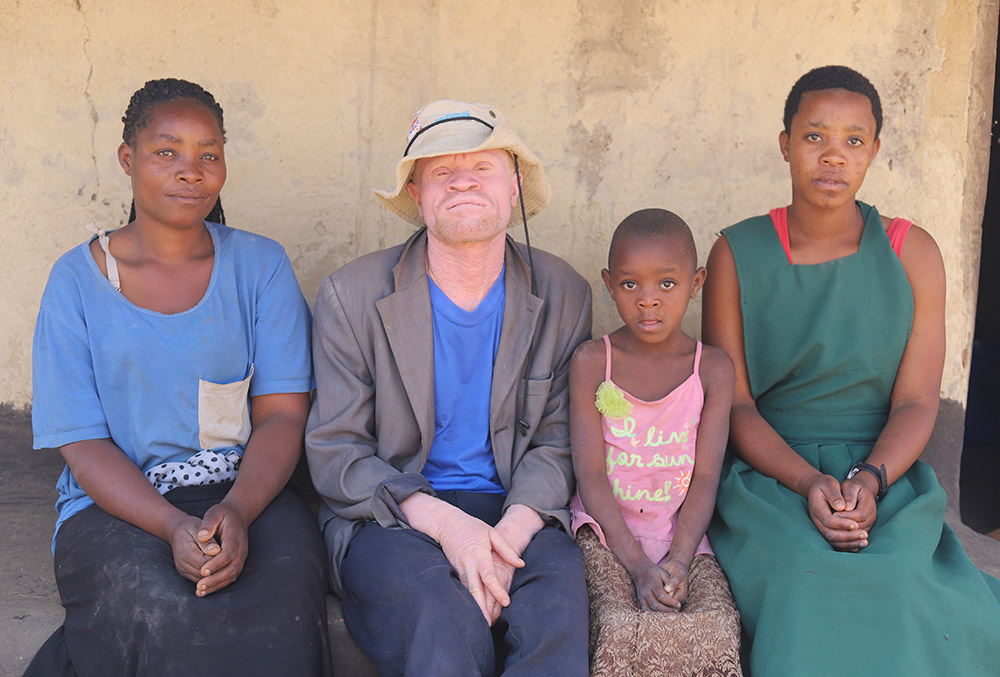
top-left (1, 0), bottom-right (996, 418)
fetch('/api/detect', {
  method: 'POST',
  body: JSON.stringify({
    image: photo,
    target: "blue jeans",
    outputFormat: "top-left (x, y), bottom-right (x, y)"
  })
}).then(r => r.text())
top-left (340, 490), bottom-right (589, 676)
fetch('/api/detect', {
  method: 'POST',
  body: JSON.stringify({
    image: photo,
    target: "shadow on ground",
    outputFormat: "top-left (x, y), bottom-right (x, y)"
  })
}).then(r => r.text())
top-left (0, 406), bottom-right (63, 676)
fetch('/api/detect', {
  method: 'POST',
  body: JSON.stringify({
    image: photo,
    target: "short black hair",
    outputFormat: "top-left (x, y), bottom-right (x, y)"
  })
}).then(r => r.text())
top-left (122, 78), bottom-right (226, 224)
top-left (608, 208), bottom-right (697, 271)
top-left (783, 65), bottom-right (882, 139)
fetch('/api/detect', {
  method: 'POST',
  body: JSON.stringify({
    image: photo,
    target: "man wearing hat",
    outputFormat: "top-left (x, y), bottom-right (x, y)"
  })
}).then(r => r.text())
top-left (306, 100), bottom-right (591, 674)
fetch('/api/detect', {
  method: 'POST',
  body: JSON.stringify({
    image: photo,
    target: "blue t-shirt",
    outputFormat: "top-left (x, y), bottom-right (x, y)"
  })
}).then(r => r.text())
top-left (424, 272), bottom-right (506, 494)
top-left (32, 223), bottom-right (313, 545)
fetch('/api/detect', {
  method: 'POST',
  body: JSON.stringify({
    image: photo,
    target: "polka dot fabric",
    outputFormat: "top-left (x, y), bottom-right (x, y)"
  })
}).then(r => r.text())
top-left (144, 449), bottom-right (242, 494)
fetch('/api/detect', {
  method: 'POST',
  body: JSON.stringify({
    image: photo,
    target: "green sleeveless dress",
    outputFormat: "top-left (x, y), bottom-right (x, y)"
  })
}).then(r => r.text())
top-left (708, 202), bottom-right (1000, 676)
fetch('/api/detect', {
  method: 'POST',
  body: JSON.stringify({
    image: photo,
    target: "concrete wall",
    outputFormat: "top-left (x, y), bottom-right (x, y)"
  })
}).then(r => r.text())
top-left (2, 0), bottom-right (996, 414)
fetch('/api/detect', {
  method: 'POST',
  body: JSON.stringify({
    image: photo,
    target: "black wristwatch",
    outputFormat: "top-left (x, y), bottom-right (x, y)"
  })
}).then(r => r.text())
top-left (846, 461), bottom-right (888, 502)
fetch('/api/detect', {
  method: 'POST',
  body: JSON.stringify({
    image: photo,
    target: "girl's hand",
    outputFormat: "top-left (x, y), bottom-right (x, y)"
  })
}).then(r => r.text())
top-left (628, 559), bottom-right (682, 612)
top-left (169, 514), bottom-right (221, 585)
top-left (661, 559), bottom-right (689, 607)
top-left (806, 474), bottom-right (869, 551)
top-left (193, 502), bottom-right (249, 597)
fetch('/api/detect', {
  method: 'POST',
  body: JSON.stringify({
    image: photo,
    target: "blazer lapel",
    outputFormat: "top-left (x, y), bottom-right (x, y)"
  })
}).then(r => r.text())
top-left (491, 240), bottom-right (543, 479)
top-left (376, 231), bottom-right (435, 462)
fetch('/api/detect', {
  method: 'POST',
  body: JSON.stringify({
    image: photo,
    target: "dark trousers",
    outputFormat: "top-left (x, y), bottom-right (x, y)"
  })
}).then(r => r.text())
top-left (340, 491), bottom-right (589, 676)
top-left (26, 483), bottom-right (332, 677)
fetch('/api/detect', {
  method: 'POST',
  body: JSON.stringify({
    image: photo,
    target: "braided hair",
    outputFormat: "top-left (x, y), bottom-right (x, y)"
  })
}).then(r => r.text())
top-left (122, 78), bottom-right (226, 224)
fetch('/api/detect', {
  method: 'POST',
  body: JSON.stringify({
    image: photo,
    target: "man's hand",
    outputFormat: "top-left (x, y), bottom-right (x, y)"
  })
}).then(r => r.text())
top-left (400, 495), bottom-right (547, 624)
top-left (484, 550), bottom-right (517, 624)
top-left (434, 509), bottom-right (524, 623)
top-left (483, 504), bottom-right (546, 623)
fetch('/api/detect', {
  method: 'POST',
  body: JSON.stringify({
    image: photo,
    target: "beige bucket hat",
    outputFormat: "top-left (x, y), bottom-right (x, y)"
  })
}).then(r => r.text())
top-left (374, 99), bottom-right (551, 226)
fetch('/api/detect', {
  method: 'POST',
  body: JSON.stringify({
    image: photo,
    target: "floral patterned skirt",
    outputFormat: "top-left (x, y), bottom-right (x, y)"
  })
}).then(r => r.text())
top-left (577, 526), bottom-right (742, 676)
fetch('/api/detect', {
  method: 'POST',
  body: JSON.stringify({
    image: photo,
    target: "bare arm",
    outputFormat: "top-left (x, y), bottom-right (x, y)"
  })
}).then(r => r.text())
top-left (703, 237), bottom-right (827, 493)
top-left (63, 391), bottom-right (310, 597)
top-left (662, 346), bottom-right (733, 603)
top-left (60, 438), bottom-right (198, 543)
top-left (60, 439), bottom-right (220, 585)
top-left (840, 226), bottom-right (945, 509)
top-left (570, 340), bottom-right (679, 611)
top-left (194, 391), bottom-right (310, 595)
top-left (702, 236), bottom-right (868, 550)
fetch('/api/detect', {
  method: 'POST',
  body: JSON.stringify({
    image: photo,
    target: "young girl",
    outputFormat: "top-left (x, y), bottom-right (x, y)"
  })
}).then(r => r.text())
top-left (703, 65), bottom-right (1000, 675)
top-left (27, 79), bottom-right (332, 675)
top-left (570, 208), bottom-right (741, 676)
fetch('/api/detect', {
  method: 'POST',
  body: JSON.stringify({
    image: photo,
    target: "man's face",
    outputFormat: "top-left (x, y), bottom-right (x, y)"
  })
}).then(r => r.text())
top-left (407, 149), bottom-right (519, 247)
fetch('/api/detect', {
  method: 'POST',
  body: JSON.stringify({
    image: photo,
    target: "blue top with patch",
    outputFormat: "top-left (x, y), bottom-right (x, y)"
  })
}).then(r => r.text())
top-left (32, 222), bottom-right (313, 546)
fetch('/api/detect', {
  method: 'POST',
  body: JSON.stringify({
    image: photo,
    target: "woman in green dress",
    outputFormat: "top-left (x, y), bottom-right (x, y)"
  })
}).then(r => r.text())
top-left (703, 65), bottom-right (1000, 675)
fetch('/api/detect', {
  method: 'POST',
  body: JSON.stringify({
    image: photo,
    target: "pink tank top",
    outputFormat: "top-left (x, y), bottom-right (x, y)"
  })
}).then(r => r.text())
top-left (770, 206), bottom-right (913, 264)
top-left (570, 336), bottom-right (713, 565)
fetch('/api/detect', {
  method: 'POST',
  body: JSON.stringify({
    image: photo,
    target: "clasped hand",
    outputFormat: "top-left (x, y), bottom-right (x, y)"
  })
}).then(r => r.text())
top-left (628, 558), bottom-right (688, 612)
top-left (435, 511), bottom-right (525, 626)
top-left (807, 473), bottom-right (877, 552)
top-left (169, 502), bottom-right (249, 596)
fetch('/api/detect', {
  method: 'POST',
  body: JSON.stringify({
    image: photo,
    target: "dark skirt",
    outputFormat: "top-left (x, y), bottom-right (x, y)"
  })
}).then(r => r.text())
top-left (26, 482), bottom-right (332, 676)
top-left (577, 526), bottom-right (742, 676)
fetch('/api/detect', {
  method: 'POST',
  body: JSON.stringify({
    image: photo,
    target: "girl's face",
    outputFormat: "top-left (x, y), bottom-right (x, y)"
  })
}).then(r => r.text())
top-left (601, 234), bottom-right (706, 346)
top-left (779, 88), bottom-right (880, 211)
top-left (118, 99), bottom-right (226, 230)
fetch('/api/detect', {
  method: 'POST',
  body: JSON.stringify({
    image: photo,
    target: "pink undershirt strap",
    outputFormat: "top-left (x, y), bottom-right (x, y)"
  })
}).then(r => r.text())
top-left (604, 334), bottom-right (613, 380)
top-left (769, 206), bottom-right (912, 265)
top-left (602, 334), bottom-right (702, 382)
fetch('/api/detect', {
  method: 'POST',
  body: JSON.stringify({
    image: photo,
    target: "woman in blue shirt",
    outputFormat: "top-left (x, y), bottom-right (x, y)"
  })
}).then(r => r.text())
top-left (27, 79), bottom-right (331, 676)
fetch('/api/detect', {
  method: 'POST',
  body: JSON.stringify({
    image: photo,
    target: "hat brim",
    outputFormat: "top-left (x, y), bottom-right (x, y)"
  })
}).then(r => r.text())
top-left (374, 125), bottom-right (550, 227)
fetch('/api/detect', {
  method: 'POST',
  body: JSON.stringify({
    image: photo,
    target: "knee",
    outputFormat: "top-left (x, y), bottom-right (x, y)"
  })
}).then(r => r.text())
top-left (340, 523), bottom-right (487, 621)
top-left (508, 527), bottom-right (588, 620)
top-left (342, 543), bottom-right (494, 675)
top-left (518, 527), bottom-right (586, 587)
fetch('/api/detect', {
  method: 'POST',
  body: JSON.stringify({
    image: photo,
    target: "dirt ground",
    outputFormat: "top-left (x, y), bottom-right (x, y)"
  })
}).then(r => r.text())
top-left (0, 408), bottom-right (64, 676)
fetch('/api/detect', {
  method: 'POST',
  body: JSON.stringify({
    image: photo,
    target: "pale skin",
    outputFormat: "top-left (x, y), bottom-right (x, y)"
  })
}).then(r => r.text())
top-left (62, 99), bottom-right (309, 595)
top-left (399, 148), bottom-right (544, 625)
top-left (702, 88), bottom-right (946, 551)
top-left (572, 232), bottom-right (734, 611)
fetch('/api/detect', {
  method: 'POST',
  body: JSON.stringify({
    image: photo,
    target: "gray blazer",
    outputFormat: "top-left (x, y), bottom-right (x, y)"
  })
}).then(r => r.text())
top-left (305, 228), bottom-right (592, 593)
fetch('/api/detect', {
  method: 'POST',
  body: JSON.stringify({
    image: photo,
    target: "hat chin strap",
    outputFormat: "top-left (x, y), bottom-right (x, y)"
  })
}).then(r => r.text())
top-left (514, 154), bottom-right (538, 438)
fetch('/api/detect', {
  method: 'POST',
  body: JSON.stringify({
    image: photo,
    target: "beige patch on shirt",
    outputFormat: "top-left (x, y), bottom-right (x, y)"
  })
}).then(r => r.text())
top-left (198, 364), bottom-right (253, 450)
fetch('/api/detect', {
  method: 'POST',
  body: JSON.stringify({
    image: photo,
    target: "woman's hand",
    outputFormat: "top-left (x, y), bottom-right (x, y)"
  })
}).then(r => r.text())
top-left (191, 502), bottom-right (249, 596)
top-left (628, 559), bottom-right (682, 612)
top-left (168, 513), bottom-right (221, 584)
top-left (836, 475), bottom-right (878, 538)
top-left (806, 474), bottom-right (870, 551)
